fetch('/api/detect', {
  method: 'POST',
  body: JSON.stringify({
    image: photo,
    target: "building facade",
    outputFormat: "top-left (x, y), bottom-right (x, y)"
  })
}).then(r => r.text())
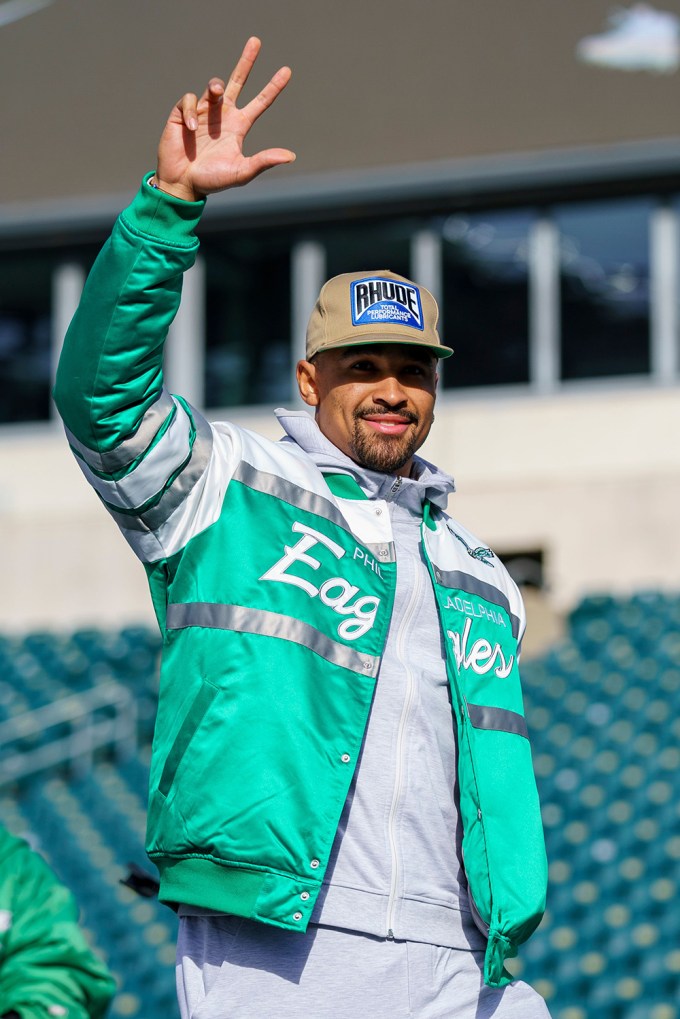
top-left (2, 0), bottom-right (680, 630)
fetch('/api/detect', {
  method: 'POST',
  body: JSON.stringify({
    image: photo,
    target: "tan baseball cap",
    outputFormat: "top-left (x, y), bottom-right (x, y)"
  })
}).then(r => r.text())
top-left (305, 269), bottom-right (453, 360)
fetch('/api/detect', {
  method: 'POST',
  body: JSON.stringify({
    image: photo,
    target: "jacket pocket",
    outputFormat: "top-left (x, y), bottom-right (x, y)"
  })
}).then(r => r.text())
top-left (159, 681), bottom-right (217, 797)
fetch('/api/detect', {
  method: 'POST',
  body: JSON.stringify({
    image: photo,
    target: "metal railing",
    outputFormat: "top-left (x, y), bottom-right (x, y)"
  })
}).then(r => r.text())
top-left (0, 683), bottom-right (137, 788)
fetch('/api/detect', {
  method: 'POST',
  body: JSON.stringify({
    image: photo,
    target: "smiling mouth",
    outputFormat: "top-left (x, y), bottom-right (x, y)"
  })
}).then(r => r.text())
top-left (360, 414), bottom-right (415, 436)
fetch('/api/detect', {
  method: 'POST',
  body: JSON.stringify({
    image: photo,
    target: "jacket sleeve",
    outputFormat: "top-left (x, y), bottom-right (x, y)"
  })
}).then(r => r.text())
top-left (53, 175), bottom-right (215, 564)
top-left (0, 829), bottom-right (116, 1019)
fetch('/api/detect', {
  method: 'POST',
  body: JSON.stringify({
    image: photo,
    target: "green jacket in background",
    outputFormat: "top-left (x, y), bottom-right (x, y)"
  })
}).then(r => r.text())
top-left (0, 826), bottom-right (115, 1019)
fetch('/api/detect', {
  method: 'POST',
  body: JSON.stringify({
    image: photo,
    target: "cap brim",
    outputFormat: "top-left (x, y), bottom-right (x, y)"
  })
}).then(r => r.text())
top-left (311, 335), bottom-right (454, 359)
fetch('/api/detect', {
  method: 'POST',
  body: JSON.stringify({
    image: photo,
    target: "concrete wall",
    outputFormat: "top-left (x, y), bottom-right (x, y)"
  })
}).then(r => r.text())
top-left (2, 383), bottom-right (677, 634)
top-left (431, 384), bottom-right (680, 609)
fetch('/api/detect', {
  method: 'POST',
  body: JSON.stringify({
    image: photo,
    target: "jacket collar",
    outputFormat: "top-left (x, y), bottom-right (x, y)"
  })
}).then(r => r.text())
top-left (274, 408), bottom-right (455, 512)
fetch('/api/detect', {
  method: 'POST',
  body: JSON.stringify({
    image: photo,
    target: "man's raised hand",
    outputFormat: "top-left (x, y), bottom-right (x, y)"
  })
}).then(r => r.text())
top-left (155, 37), bottom-right (295, 202)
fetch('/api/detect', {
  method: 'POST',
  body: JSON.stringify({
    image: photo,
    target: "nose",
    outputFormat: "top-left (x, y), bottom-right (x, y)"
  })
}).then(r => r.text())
top-left (372, 374), bottom-right (409, 408)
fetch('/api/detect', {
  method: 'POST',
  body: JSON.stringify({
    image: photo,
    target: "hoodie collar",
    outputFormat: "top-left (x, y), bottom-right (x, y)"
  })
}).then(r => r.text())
top-left (275, 408), bottom-right (454, 511)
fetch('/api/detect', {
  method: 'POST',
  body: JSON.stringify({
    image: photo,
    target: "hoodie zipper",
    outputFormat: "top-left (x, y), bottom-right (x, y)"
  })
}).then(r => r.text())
top-left (385, 526), bottom-right (421, 938)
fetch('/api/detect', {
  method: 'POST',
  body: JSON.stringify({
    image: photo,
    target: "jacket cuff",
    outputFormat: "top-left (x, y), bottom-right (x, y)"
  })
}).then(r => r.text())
top-left (483, 931), bottom-right (515, 987)
top-left (119, 172), bottom-right (206, 248)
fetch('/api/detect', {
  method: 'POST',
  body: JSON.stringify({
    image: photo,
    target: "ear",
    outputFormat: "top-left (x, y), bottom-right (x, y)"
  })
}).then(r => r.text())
top-left (296, 359), bottom-right (320, 407)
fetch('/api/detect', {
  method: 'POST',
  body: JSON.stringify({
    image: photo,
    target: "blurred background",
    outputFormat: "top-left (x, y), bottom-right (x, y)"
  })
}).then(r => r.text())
top-left (1, 1), bottom-right (679, 1016)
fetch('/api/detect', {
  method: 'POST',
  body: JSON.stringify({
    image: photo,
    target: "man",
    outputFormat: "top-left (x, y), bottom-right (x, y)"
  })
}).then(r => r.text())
top-left (0, 825), bottom-right (115, 1019)
top-left (55, 37), bottom-right (550, 1019)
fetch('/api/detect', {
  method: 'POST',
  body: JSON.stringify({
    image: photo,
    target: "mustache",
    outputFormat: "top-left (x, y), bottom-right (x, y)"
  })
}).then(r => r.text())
top-left (354, 406), bottom-right (419, 425)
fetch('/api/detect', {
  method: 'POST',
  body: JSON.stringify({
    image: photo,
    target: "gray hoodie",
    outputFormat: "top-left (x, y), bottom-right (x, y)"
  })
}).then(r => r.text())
top-left (277, 410), bottom-right (486, 952)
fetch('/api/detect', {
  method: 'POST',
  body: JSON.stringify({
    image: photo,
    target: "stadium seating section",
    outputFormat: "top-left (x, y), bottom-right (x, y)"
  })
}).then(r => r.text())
top-left (1, 593), bottom-right (679, 1018)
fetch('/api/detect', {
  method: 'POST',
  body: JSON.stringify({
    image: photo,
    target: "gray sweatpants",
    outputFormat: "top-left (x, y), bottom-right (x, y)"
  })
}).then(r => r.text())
top-left (177, 916), bottom-right (552, 1019)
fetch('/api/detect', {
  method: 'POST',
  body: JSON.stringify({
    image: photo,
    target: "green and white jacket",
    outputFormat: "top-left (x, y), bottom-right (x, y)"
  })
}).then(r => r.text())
top-left (54, 177), bottom-right (547, 988)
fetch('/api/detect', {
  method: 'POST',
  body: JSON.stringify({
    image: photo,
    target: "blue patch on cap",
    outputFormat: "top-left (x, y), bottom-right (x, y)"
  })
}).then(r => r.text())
top-left (351, 277), bottom-right (424, 331)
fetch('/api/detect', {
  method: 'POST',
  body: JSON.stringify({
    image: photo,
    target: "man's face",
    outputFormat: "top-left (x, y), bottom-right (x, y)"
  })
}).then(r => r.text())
top-left (296, 344), bottom-right (438, 477)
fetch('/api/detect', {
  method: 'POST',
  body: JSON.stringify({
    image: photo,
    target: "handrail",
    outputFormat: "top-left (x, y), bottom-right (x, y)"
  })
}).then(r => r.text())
top-left (0, 682), bottom-right (138, 787)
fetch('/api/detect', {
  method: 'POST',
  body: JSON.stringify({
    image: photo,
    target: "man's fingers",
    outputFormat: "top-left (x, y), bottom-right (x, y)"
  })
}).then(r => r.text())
top-left (181, 40), bottom-right (290, 137)
top-left (224, 36), bottom-right (262, 104)
top-left (241, 66), bottom-right (292, 126)
top-left (175, 92), bottom-right (199, 131)
top-left (200, 78), bottom-right (226, 139)
top-left (161, 40), bottom-right (294, 193)
top-left (200, 77), bottom-right (226, 104)
top-left (173, 78), bottom-right (223, 134)
top-left (236, 147), bottom-right (297, 185)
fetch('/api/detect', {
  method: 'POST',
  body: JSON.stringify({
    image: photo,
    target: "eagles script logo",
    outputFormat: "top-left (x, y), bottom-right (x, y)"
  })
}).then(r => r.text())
top-left (261, 522), bottom-right (380, 640)
top-left (447, 618), bottom-right (515, 679)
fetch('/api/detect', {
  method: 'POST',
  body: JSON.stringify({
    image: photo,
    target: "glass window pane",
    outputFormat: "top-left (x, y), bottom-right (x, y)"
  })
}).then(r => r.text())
top-left (556, 198), bottom-right (652, 380)
top-left (202, 234), bottom-right (291, 408)
top-left (0, 244), bottom-right (99, 425)
top-left (0, 243), bottom-right (97, 425)
top-left (440, 210), bottom-right (533, 389)
top-left (319, 221), bottom-right (412, 281)
top-left (0, 252), bottom-right (53, 423)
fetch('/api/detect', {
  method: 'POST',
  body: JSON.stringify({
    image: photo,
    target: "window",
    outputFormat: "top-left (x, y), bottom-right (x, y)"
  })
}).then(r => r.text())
top-left (501, 550), bottom-right (545, 590)
top-left (556, 198), bottom-right (652, 380)
top-left (0, 188), bottom-right (675, 428)
top-left (202, 234), bottom-right (292, 408)
top-left (439, 210), bottom-right (533, 389)
top-left (0, 245), bottom-right (98, 424)
top-left (319, 220), bottom-right (412, 281)
top-left (0, 252), bottom-right (54, 423)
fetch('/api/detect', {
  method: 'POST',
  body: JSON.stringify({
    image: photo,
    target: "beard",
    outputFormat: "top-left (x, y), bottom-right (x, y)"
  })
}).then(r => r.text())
top-left (348, 407), bottom-right (420, 474)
